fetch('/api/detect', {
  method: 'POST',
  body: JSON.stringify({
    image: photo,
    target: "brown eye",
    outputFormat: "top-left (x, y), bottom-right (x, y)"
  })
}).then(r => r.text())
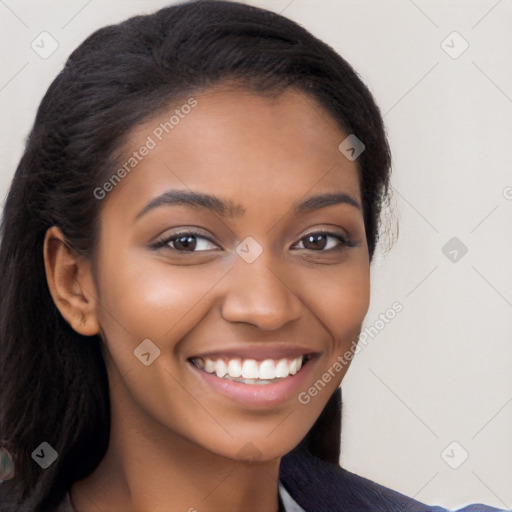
top-left (294, 231), bottom-right (354, 252)
top-left (303, 233), bottom-right (328, 250)
top-left (173, 234), bottom-right (197, 251)
top-left (150, 230), bottom-right (220, 252)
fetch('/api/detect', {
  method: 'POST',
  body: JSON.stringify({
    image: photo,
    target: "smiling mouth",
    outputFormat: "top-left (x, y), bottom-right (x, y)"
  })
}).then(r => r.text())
top-left (189, 354), bottom-right (313, 385)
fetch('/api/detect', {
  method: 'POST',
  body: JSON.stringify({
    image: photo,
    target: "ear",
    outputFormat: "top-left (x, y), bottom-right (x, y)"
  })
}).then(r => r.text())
top-left (43, 226), bottom-right (100, 336)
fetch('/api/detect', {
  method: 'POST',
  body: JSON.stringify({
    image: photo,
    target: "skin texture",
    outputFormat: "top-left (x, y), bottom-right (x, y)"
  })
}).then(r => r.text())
top-left (44, 86), bottom-right (371, 512)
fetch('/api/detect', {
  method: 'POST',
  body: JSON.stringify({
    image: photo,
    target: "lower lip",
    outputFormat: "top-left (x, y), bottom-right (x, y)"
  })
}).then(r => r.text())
top-left (188, 357), bottom-right (318, 408)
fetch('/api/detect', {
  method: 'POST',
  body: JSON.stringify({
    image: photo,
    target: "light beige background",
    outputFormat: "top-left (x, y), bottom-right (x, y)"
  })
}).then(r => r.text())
top-left (1, 0), bottom-right (511, 509)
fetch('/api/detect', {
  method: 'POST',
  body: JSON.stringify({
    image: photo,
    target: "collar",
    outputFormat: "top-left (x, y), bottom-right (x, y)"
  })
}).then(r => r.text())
top-left (279, 481), bottom-right (308, 512)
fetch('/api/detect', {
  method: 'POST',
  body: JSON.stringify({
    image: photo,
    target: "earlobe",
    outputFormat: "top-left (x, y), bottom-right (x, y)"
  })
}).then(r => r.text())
top-left (43, 226), bottom-right (100, 336)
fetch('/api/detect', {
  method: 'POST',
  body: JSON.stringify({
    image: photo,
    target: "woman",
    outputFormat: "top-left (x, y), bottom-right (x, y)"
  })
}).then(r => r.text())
top-left (0, 1), bottom-right (505, 511)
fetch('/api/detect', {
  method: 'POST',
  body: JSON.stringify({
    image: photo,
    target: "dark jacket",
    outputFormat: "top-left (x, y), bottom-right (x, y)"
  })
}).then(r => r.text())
top-left (280, 447), bottom-right (506, 512)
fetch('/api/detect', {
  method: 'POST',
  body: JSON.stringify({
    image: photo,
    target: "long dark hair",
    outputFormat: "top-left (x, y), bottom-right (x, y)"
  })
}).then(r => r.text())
top-left (0, 1), bottom-right (391, 510)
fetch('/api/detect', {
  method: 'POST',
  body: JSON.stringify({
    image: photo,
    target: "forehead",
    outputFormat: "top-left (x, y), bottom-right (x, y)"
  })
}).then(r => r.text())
top-left (105, 85), bottom-right (361, 218)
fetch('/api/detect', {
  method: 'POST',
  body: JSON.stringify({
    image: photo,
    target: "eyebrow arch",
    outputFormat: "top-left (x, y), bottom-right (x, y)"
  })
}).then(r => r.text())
top-left (292, 192), bottom-right (361, 213)
top-left (136, 190), bottom-right (246, 219)
top-left (136, 190), bottom-right (360, 220)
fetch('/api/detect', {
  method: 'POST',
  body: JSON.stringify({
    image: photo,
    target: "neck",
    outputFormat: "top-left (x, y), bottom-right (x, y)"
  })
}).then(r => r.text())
top-left (70, 387), bottom-right (282, 512)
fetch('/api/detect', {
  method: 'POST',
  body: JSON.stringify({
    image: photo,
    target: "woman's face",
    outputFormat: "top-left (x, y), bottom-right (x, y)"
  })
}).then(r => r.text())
top-left (91, 85), bottom-right (370, 462)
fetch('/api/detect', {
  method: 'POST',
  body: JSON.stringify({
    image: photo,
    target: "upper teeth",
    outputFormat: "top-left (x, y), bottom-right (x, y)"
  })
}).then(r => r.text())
top-left (193, 356), bottom-right (305, 381)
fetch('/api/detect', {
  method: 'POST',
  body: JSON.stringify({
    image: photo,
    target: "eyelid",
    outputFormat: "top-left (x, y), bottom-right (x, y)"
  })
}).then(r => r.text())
top-left (291, 230), bottom-right (356, 250)
top-left (149, 227), bottom-right (356, 253)
top-left (149, 228), bottom-right (221, 251)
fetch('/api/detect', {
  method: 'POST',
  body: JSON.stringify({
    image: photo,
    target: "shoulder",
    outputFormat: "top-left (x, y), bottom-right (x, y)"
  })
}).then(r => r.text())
top-left (280, 447), bottom-right (505, 512)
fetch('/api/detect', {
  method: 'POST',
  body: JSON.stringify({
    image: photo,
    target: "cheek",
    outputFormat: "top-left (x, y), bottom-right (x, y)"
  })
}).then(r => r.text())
top-left (300, 257), bottom-right (370, 346)
top-left (333, 265), bottom-right (370, 342)
top-left (94, 249), bottom-right (228, 357)
top-left (293, 263), bottom-right (369, 421)
top-left (332, 267), bottom-right (370, 364)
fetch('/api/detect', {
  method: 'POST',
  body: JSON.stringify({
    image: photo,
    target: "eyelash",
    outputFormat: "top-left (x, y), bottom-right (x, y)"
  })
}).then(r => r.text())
top-left (149, 229), bottom-right (356, 253)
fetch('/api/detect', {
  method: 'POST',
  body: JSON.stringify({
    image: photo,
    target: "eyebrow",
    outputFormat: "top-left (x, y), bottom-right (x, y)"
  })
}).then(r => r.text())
top-left (136, 189), bottom-right (360, 220)
top-left (136, 190), bottom-right (245, 219)
top-left (292, 192), bottom-right (360, 213)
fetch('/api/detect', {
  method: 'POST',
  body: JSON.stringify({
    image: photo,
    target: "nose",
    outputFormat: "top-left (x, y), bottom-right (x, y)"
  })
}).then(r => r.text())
top-left (220, 252), bottom-right (303, 331)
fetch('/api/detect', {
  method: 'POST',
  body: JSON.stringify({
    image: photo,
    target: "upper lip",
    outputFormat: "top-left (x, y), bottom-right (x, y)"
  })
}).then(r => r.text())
top-left (188, 344), bottom-right (319, 361)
